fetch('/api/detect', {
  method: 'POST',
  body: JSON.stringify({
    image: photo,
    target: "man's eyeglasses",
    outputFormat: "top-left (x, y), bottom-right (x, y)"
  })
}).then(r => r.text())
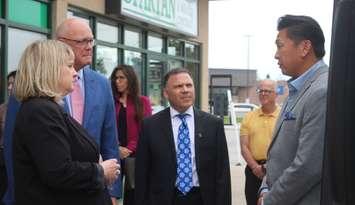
top-left (59, 37), bottom-right (95, 47)
top-left (256, 89), bottom-right (274, 94)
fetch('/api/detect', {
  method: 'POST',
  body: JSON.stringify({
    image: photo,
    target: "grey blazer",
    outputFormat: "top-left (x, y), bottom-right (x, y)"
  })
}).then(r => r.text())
top-left (264, 63), bottom-right (328, 205)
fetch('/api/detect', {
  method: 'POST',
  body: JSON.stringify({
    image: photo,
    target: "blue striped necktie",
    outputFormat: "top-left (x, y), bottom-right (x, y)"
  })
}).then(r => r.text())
top-left (176, 113), bottom-right (193, 195)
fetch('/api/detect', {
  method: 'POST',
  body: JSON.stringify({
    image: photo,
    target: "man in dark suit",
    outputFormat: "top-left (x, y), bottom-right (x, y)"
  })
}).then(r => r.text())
top-left (135, 68), bottom-right (231, 205)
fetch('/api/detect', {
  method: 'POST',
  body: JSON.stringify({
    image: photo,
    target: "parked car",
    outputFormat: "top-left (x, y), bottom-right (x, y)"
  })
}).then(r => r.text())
top-left (233, 103), bottom-right (258, 123)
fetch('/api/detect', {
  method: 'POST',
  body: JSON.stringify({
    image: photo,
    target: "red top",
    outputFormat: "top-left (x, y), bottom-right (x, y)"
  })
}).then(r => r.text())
top-left (115, 96), bottom-right (152, 152)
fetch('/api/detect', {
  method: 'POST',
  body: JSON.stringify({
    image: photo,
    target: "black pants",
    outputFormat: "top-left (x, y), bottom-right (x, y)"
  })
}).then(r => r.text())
top-left (0, 149), bottom-right (7, 205)
top-left (121, 157), bottom-right (135, 205)
top-left (245, 165), bottom-right (262, 205)
top-left (122, 182), bottom-right (134, 205)
top-left (173, 187), bottom-right (203, 205)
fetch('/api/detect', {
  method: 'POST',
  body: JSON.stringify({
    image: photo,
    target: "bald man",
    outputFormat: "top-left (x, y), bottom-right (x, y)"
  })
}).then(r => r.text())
top-left (240, 80), bottom-right (280, 205)
top-left (2, 18), bottom-right (121, 205)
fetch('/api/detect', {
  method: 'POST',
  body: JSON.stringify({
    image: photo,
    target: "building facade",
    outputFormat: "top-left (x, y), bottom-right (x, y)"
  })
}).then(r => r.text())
top-left (209, 68), bottom-right (288, 108)
top-left (209, 68), bottom-right (257, 103)
top-left (0, 0), bottom-right (209, 112)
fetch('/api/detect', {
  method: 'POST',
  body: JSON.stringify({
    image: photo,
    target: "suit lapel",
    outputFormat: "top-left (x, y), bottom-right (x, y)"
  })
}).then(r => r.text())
top-left (193, 108), bottom-right (203, 174)
top-left (82, 68), bottom-right (96, 128)
top-left (268, 65), bottom-right (328, 151)
top-left (161, 108), bottom-right (177, 167)
top-left (63, 112), bottom-right (99, 155)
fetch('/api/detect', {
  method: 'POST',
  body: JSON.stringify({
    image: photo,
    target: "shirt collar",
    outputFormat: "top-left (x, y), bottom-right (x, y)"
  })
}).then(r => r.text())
top-left (170, 106), bottom-right (194, 119)
top-left (77, 69), bottom-right (84, 81)
top-left (257, 107), bottom-right (279, 117)
top-left (288, 60), bottom-right (325, 94)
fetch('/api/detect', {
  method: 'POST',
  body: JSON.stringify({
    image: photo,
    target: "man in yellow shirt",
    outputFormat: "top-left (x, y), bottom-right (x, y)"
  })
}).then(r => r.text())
top-left (240, 79), bottom-right (280, 205)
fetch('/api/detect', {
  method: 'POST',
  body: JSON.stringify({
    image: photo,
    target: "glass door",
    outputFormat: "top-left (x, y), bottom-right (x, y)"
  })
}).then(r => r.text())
top-left (147, 59), bottom-right (166, 114)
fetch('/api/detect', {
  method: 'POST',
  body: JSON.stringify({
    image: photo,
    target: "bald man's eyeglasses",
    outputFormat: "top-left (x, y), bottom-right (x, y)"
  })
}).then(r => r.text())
top-left (59, 37), bottom-right (95, 47)
top-left (256, 89), bottom-right (274, 94)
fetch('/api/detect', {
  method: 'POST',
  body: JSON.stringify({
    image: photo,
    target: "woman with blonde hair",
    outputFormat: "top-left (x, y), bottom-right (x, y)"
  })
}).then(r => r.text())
top-left (12, 40), bottom-right (119, 205)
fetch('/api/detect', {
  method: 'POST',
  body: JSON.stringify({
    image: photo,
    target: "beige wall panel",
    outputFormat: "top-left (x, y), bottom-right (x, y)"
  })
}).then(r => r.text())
top-left (52, 0), bottom-right (104, 35)
top-left (67, 0), bottom-right (105, 14)
top-left (52, 0), bottom-right (68, 37)
top-left (189, 0), bottom-right (209, 111)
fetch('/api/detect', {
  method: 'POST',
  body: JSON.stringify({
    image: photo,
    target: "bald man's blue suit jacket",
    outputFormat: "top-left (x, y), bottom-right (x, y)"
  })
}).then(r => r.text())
top-left (2, 67), bottom-right (121, 205)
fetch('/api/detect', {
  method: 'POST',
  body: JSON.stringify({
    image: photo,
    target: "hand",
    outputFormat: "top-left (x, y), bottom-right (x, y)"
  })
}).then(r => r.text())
top-left (111, 197), bottom-right (118, 205)
top-left (100, 159), bottom-right (120, 185)
top-left (119, 146), bottom-right (132, 159)
top-left (252, 165), bottom-right (265, 179)
top-left (257, 193), bottom-right (265, 205)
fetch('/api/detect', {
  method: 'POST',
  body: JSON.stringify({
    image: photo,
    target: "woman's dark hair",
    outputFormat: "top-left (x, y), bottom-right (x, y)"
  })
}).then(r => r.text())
top-left (7, 70), bottom-right (17, 80)
top-left (110, 64), bottom-right (144, 123)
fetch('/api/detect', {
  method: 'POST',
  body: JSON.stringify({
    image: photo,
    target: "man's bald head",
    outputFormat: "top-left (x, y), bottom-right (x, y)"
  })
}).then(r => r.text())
top-left (55, 18), bottom-right (91, 39)
top-left (56, 18), bottom-right (94, 71)
top-left (257, 79), bottom-right (278, 107)
top-left (258, 79), bottom-right (277, 91)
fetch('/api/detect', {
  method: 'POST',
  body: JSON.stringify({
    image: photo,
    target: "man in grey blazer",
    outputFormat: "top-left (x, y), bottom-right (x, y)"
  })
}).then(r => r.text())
top-left (258, 15), bottom-right (328, 205)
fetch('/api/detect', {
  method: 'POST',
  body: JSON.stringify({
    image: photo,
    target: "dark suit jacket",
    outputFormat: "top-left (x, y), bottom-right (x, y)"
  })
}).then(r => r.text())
top-left (135, 107), bottom-right (231, 205)
top-left (12, 97), bottom-right (111, 205)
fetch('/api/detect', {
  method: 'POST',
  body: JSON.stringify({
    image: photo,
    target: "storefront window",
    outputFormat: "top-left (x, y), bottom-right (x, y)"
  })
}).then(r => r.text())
top-left (124, 27), bottom-right (142, 48)
top-left (8, 28), bottom-right (47, 73)
top-left (186, 43), bottom-right (199, 60)
top-left (96, 45), bottom-right (118, 77)
top-left (97, 22), bottom-right (118, 43)
top-left (67, 11), bottom-right (90, 24)
top-left (148, 33), bottom-right (163, 53)
top-left (147, 59), bottom-right (165, 114)
top-left (168, 59), bottom-right (183, 70)
top-left (186, 62), bottom-right (199, 83)
top-left (124, 50), bottom-right (142, 83)
top-left (168, 39), bottom-right (183, 56)
top-left (9, 0), bottom-right (48, 28)
top-left (65, 9), bottom-right (201, 108)
top-left (0, 0), bottom-right (2, 17)
top-left (186, 62), bottom-right (200, 104)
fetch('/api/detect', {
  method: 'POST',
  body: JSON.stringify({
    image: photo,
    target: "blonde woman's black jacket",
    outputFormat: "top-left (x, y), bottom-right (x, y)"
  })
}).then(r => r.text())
top-left (12, 97), bottom-right (111, 205)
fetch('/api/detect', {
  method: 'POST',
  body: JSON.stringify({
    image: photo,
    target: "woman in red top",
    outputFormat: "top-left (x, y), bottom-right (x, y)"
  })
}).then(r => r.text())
top-left (110, 65), bottom-right (152, 205)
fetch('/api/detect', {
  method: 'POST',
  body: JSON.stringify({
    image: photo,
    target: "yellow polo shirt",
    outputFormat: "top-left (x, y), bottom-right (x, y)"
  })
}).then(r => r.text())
top-left (240, 106), bottom-right (280, 161)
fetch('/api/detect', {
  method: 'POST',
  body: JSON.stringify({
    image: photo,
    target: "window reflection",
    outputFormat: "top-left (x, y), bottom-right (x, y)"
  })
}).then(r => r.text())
top-left (124, 50), bottom-right (142, 83)
top-left (148, 33), bottom-right (163, 53)
top-left (97, 22), bottom-right (118, 43)
top-left (186, 43), bottom-right (199, 60)
top-left (168, 60), bottom-right (183, 70)
top-left (8, 28), bottom-right (47, 73)
top-left (66, 11), bottom-right (90, 24)
top-left (147, 59), bottom-right (165, 114)
top-left (168, 39), bottom-right (183, 56)
top-left (124, 27), bottom-right (142, 48)
top-left (96, 45), bottom-right (118, 77)
top-left (186, 62), bottom-right (198, 83)
top-left (186, 62), bottom-right (199, 103)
